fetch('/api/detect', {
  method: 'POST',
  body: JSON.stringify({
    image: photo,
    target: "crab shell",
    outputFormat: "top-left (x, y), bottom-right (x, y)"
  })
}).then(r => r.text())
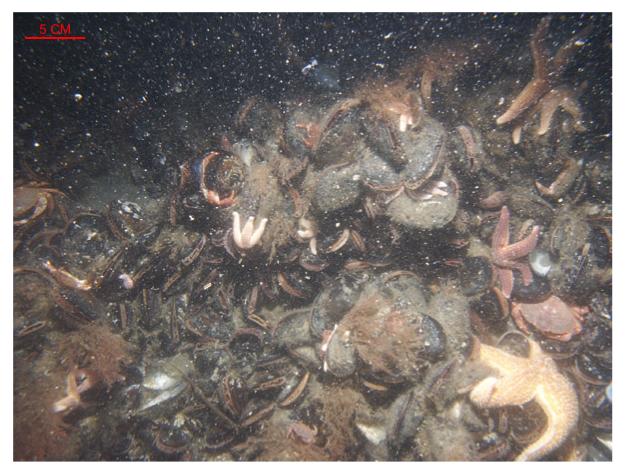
top-left (511, 295), bottom-right (585, 342)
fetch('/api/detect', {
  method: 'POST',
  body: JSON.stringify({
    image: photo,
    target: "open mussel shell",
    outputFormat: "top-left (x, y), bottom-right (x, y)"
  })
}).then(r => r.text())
top-left (138, 353), bottom-right (192, 413)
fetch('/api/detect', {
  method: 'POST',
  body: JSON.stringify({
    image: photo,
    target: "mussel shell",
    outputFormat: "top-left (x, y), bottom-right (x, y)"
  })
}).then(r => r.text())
top-left (315, 107), bottom-right (365, 167)
top-left (360, 148), bottom-right (401, 190)
top-left (585, 154), bottom-right (612, 202)
top-left (325, 325), bottom-right (358, 378)
top-left (299, 249), bottom-right (330, 272)
top-left (474, 432), bottom-right (511, 461)
top-left (229, 328), bottom-right (264, 361)
top-left (510, 271), bottom-right (551, 302)
top-left (54, 288), bottom-right (101, 325)
top-left (576, 352), bottom-right (611, 385)
top-left (310, 273), bottom-right (369, 337)
top-left (399, 116), bottom-right (446, 188)
top-left (386, 169), bottom-right (459, 230)
top-left (277, 268), bottom-right (317, 300)
top-left (580, 382), bottom-right (612, 431)
top-left (471, 289), bottom-right (509, 327)
top-left (153, 424), bottom-right (192, 458)
top-left (107, 199), bottom-right (148, 241)
top-left (589, 225), bottom-right (611, 268)
top-left (312, 163), bottom-right (363, 213)
top-left (457, 256), bottom-right (493, 296)
top-left (551, 246), bottom-right (602, 302)
top-left (183, 151), bottom-right (245, 205)
top-left (589, 290), bottom-right (612, 321)
top-left (63, 213), bottom-right (111, 260)
top-left (273, 308), bottom-right (313, 349)
top-left (138, 289), bottom-right (163, 331)
top-left (581, 313), bottom-right (612, 354)
top-left (419, 315), bottom-right (447, 361)
top-left (386, 388), bottom-right (425, 456)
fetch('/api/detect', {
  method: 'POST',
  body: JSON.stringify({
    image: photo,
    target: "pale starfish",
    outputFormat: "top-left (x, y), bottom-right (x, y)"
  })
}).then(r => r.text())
top-left (470, 339), bottom-right (579, 461)
top-left (491, 206), bottom-right (540, 298)
top-left (232, 211), bottom-right (268, 250)
top-left (496, 17), bottom-right (591, 142)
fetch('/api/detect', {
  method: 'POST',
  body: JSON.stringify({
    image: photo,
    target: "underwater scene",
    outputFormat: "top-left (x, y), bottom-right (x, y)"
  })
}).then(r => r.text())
top-left (13, 13), bottom-right (611, 461)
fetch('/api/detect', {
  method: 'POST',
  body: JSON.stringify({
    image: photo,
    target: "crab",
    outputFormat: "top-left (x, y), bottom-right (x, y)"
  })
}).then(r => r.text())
top-left (511, 295), bottom-right (587, 342)
top-left (14, 181), bottom-right (67, 227)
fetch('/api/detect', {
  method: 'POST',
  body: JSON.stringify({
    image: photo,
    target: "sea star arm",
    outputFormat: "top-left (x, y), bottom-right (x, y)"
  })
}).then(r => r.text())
top-left (495, 267), bottom-right (514, 298)
top-left (516, 377), bottom-right (579, 461)
top-left (249, 217), bottom-right (268, 247)
top-left (491, 206), bottom-right (510, 250)
top-left (497, 225), bottom-right (540, 261)
top-left (232, 212), bottom-right (242, 247)
top-left (496, 18), bottom-right (551, 125)
top-left (241, 216), bottom-right (256, 244)
top-left (552, 24), bottom-right (592, 77)
top-left (536, 86), bottom-right (586, 136)
top-left (497, 79), bottom-right (550, 126)
top-left (531, 16), bottom-right (551, 79)
top-left (470, 371), bottom-right (536, 408)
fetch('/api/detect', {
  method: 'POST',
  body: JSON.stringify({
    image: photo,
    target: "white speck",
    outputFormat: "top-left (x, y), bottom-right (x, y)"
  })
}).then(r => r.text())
top-left (33, 142), bottom-right (40, 148)
top-left (352, 174), bottom-right (360, 181)
top-left (118, 273), bottom-right (134, 290)
top-left (74, 93), bottom-right (83, 102)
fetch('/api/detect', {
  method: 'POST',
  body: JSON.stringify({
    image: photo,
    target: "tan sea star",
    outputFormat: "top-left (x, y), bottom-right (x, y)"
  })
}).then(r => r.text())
top-left (496, 16), bottom-right (591, 144)
top-left (491, 205), bottom-right (540, 298)
top-left (470, 339), bottom-right (579, 461)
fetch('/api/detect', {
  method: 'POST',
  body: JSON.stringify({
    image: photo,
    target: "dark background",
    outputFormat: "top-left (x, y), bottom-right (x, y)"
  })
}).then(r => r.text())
top-left (14, 13), bottom-right (611, 196)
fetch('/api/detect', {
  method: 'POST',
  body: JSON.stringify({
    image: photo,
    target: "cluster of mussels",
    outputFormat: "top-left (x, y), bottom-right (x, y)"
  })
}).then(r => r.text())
top-left (14, 17), bottom-right (610, 461)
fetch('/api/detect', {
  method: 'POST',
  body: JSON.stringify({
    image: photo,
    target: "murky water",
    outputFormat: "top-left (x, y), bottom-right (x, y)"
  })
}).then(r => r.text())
top-left (14, 13), bottom-right (611, 461)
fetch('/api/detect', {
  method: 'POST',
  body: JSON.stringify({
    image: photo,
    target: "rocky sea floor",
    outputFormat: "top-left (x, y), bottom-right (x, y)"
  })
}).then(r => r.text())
top-left (13, 13), bottom-right (611, 461)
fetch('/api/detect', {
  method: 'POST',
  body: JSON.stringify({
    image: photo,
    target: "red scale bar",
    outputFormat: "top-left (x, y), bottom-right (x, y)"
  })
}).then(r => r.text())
top-left (24, 36), bottom-right (86, 41)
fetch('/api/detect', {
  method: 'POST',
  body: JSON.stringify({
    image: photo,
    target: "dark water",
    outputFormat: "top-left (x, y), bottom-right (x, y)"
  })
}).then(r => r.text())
top-left (14, 13), bottom-right (611, 461)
